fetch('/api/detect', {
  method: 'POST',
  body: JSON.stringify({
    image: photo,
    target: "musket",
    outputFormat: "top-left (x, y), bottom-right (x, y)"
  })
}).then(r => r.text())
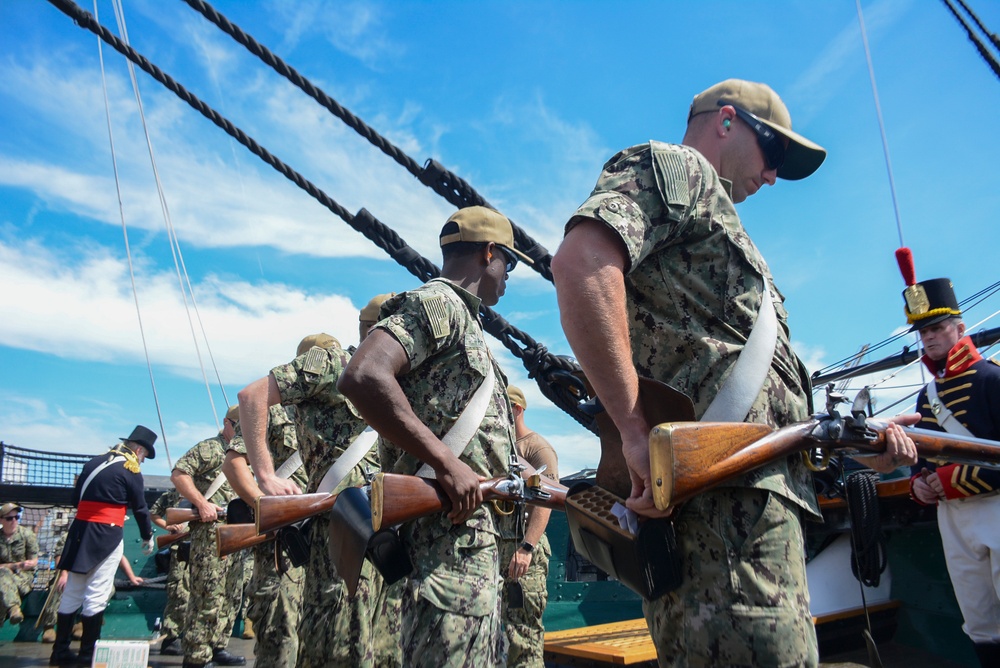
top-left (371, 467), bottom-right (568, 531)
top-left (649, 386), bottom-right (1000, 511)
top-left (164, 506), bottom-right (226, 525)
top-left (156, 530), bottom-right (190, 550)
top-left (216, 524), bottom-right (274, 558)
top-left (256, 492), bottom-right (339, 535)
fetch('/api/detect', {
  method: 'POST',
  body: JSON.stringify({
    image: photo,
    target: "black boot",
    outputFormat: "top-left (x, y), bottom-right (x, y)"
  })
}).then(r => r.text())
top-left (76, 611), bottom-right (103, 666)
top-left (974, 642), bottom-right (1000, 668)
top-left (211, 648), bottom-right (246, 666)
top-left (48, 613), bottom-right (78, 666)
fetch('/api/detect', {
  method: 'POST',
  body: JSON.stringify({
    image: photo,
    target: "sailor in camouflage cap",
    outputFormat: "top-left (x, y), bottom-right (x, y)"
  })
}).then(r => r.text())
top-left (340, 206), bottom-right (521, 666)
top-left (552, 79), bottom-right (919, 667)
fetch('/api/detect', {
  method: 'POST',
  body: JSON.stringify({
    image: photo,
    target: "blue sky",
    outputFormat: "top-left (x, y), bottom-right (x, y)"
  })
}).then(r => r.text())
top-left (2, 0), bottom-right (999, 477)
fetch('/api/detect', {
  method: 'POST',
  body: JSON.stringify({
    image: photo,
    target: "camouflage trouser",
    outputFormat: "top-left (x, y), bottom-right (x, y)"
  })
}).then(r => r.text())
top-left (182, 522), bottom-right (241, 664)
top-left (373, 577), bottom-right (404, 668)
top-left (295, 520), bottom-right (382, 668)
top-left (247, 540), bottom-right (303, 668)
top-left (401, 532), bottom-right (504, 668)
top-left (38, 578), bottom-right (61, 629)
top-left (0, 568), bottom-right (30, 621)
top-left (161, 545), bottom-right (190, 639)
top-left (498, 534), bottom-right (550, 668)
top-left (643, 487), bottom-right (818, 668)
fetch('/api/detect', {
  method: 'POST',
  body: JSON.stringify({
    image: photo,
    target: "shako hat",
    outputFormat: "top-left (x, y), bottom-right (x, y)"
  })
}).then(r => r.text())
top-left (121, 424), bottom-right (157, 459)
top-left (440, 206), bottom-right (533, 265)
top-left (688, 78), bottom-right (827, 181)
top-left (895, 247), bottom-right (962, 332)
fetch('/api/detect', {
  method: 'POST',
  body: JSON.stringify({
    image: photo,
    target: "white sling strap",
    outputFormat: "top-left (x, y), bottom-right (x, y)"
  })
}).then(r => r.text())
top-left (316, 427), bottom-right (379, 495)
top-left (926, 380), bottom-right (974, 437)
top-left (416, 363), bottom-right (497, 479)
top-left (202, 469), bottom-right (229, 503)
top-left (78, 455), bottom-right (125, 500)
top-left (702, 283), bottom-right (778, 423)
top-left (273, 451), bottom-right (303, 480)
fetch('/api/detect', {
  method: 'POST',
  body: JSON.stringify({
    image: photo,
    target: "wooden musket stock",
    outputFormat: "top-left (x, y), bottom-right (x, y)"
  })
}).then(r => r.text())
top-left (156, 530), bottom-right (190, 550)
top-left (371, 472), bottom-right (568, 531)
top-left (649, 418), bottom-right (1000, 511)
top-left (216, 523), bottom-right (274, 558)
top-left (255, 492), bottom-right (339, 535)
top-left (164, 507), bottom-right (225, 525)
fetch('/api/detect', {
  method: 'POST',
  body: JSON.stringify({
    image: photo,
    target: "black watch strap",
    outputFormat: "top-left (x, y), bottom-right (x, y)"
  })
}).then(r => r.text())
top-left (520, 541), bottom-right (534, 553)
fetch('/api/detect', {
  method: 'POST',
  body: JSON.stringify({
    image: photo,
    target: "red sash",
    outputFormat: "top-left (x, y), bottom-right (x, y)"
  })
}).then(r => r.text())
top-left (76, 500), bottom-right (127, 525)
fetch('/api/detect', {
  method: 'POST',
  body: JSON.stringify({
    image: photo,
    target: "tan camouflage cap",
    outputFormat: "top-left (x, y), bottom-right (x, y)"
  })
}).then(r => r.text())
top-left (359, 293), bottom-right (396, 322)
top-left (296, 332), bottom-right (341, 357)
top-left (0, 503), bottom-right (21, 517)
top-left (689, 79), bottom-right (826, 181)
top-left (440, 206), bottom-right (533, 264)
top-left (507, 385), bottom-right (527, 409)
top-left (225, 404), bottom-right (240, 425)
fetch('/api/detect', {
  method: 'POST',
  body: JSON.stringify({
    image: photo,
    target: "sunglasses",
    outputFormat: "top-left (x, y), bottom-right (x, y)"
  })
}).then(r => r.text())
top-left (2, 515), bottom-right (20, 521)
top-left (719, 101), bottom-right (786, 171)
top-left (496, 246), bottom-right (518, 273)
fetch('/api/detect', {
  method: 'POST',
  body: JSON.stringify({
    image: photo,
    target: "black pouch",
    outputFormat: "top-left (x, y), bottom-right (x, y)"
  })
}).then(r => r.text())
top-left (366, 527), bottom-right (413, 586)
top-left (505, 580), bottom-right (524, 609)
top-left (564, 482), bottom-right (682, 600)
top-left (227, 498), bottom-right (255, 525)
top-left (155, 547), bottom-right (171, 574)
top-left (175, 540), bottom-right (191, 563)
top-left (279, 520), bottom-right (312, 569)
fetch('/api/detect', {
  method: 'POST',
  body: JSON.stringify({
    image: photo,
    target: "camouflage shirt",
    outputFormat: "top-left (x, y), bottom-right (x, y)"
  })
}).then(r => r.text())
top-left (569, 141), bottom-right (819, 518)
top-left (375, 278), bottom-right (515, 615)
top-left (227, 404), bottom-right (308, 493)
top-left (0, 525), bottom-right (38, 567)
top-left (173, 435), bottom-right (236, 510)
top-left (270, 345), bottom-right (374, 494)
top-left (150, 490), bottom-right (182, 519)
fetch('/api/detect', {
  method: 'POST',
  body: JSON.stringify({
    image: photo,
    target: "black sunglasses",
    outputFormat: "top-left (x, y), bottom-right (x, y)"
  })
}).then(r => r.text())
top-left (497, 246), bottom-right (518, 273)
top-left (2, 515), bottom-right (20, 521)
top-left (719, 101), bottom-right (786, 171)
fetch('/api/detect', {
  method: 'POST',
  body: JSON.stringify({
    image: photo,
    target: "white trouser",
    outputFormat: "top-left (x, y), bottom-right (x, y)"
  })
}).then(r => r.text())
top-left (938, 493), bottom-right (1000, 643)
top-left (59, 540), bottom-right (123, 617)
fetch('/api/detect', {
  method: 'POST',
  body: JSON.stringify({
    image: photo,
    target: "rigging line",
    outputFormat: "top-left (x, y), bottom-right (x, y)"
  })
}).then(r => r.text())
top-left (178, 0), bottom-right (555, 281)
top-left (94, 0), bottom-right (172, 469)
top-left (45, 0), bottom-right (594, 432)
top-left (954, 0), bottom-right (1000, 53)
top-left (109, 0), bottom-right (226, 428)
top-left (943, 0), bottom-right (1000, 80)
top-left (856, 0), bottom-right (905, 248)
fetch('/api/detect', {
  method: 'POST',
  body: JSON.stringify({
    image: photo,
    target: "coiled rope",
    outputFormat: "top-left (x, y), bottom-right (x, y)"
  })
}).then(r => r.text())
top-left (844, 470), bottom-right (887, 588)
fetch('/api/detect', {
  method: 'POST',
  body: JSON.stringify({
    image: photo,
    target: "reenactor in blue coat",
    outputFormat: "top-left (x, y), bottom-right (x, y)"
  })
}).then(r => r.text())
top-left (50, 425), bottom-right (156, 666)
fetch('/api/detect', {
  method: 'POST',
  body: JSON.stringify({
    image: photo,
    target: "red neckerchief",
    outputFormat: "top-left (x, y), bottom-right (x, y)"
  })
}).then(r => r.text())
top-left (921, 335), bottom-right (982, 378)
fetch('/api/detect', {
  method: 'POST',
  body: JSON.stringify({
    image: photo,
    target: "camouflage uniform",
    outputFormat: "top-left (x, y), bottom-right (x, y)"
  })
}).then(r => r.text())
top-left (496, 432), bottom-right (559, 668)
top-left (149, 490), bottom-right (190, 643)
top-left (270, 344), bottom-right (382, 668)
top-left (375, 279), bottom-right (515, 667)
top-left (173, 435), bottom-right (241, 666)
top-left (228, 405), bottom-right (307, 668)
top-left (569, 142), bottom-right (820, 667)
top-left (0, 524), bottom-right (37, 623)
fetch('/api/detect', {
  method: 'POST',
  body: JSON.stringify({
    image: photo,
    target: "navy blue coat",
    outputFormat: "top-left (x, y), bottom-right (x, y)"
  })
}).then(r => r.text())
top-left (59, 449), bottom-right (153, 573)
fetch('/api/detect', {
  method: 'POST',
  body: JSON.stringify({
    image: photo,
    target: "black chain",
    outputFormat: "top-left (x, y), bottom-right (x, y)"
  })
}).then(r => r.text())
top-left (46, 0), bottom-right (594, 432)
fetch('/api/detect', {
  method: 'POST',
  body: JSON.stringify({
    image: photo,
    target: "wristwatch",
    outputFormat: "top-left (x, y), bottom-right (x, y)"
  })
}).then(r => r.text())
top-left (520, 541), bottom-right (534, 553)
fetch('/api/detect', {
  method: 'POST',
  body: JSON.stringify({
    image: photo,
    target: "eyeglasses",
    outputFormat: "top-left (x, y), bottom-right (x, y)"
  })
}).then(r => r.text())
top-left (496, 246), bottom-right (518, 273)
top-left (719, 101), bottom-right (786, 171)
top-left (2, 515), bottom-right (20, 521)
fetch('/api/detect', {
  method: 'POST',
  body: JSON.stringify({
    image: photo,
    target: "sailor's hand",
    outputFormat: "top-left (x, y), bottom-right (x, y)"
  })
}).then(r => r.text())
top-left (56, 570), bottom-right (68, 593)
top-left (142, 535), bottom-right (156, 556)
top-left (438, 459), bottom-right (483, 524)
top-left (166, 524), bottom-right (184, 533)
top-left (508, 549), bottom-right (531, 581)
top-left (912, 469), bottom-right (943, 504)
top-left (621, 433), bottom-right (672, 519)
top-left (867, 419), bottom-right (919, 473)
top-left (258, 474), bottom-right (302, 497)
top-left (195, 502), bottom-right (223, 523)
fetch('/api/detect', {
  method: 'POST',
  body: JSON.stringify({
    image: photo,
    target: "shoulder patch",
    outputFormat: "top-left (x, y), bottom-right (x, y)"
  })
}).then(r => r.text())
top-left (303, 347), bottom-right (327, 375)
top-left (421, 294), bottom-right (451, 339)
top-left (652, 149), bottom-right (691, 208)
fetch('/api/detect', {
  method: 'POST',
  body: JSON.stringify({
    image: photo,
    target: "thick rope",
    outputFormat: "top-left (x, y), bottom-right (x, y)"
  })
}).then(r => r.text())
top-left (46, 0), bottom-right (594, 432)
top-left (845, 471), bottom-right (887, 588)
top-left (180, 0), bottom-right (554, 280)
